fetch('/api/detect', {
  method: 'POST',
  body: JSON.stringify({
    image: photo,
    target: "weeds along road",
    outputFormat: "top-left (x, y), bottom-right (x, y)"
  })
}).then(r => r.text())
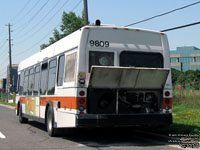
top-left (0, 105), bottom-right (184, 150)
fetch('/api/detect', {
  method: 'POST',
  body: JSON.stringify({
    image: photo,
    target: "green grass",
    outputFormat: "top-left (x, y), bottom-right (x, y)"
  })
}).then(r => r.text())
top-left (157, 89), bottom-right (200, 136)
top-left (0, 93), bottom-right (15, 107)
top-left (170, 104), bottom-right (200, 134)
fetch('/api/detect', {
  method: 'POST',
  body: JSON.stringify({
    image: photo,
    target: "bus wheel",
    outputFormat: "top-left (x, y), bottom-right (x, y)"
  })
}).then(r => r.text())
top-left (46, 108), bottom-right (56, 137)
top-left (19, 104), bottom-right (28, 123)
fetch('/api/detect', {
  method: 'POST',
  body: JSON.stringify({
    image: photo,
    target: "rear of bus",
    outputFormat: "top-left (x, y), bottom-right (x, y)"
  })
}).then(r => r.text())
top-left (76, 25), bottom-right (172, 127)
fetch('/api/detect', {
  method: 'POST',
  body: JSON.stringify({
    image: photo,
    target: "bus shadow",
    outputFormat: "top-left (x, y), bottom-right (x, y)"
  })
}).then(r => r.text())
top-left (27, 121), bottom-right (198, 148)
top-left (61, 127), bottom-right (172, 148)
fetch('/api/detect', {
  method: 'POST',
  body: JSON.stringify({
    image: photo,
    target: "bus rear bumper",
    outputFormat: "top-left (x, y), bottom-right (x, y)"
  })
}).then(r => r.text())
top-left (76, 113), bottom-right (172, 127)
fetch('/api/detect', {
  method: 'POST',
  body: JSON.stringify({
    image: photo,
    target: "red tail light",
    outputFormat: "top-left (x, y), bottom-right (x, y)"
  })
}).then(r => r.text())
top-left (79, 98), bottom-right (85, 104)
top-left (165, 91), bottom-right (170, 97)
top-left (79, 91), bottom-right (85, 96)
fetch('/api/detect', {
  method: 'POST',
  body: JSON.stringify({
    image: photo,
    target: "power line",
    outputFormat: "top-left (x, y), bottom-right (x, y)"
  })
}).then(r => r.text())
top-left (0, 26), bottom-right (6, 35)
top-left (14, 0), bottom-right (50, 35)
top-left (0, 48), bottom-right (9, 60)
top-left (15, 0), bottom-right (62, 41)
top-left (13, 0), bottom-right (82, 57)
top-left (28, 0), bottom-right (50, 23)
top-left (0, 47), bottom-right (9, 64)
top-left (0, 40), bottom-right (7, 50)
top-left (10, 0), bottom-right (31, 22)
top-left (125, 1), bottom-right (200, 27)
top-left (14, 0), bottom-right (67, 40)
top-left (72, 0), bottom-right (82, 11)
top-left (161, 21), bottom-right (200, 32)
top-left (0, 70), bottom-right (7, 78)
top-left (0, 55), bottom-right (8, 78)
top-left (14, 21), bottom-right (62, 57)
top-left (13, 0), bottom-right (41, 28)
top-left (0, 30), bottom-right (8, 47)
top-left (14, 0), bottom-right (71, 45)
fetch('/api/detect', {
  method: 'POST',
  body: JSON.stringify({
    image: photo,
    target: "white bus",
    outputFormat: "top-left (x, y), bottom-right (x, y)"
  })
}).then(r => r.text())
top-left (16, 23), bottom-right (172, 136)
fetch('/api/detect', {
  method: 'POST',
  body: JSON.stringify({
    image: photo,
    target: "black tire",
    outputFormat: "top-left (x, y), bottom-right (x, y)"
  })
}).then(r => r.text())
top-left (46, 107), bottom-right (57, 137)
top-left (19, 104), bottom-right (28, 123)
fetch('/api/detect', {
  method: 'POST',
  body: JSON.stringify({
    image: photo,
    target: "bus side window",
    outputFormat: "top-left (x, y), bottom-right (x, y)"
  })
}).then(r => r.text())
top-left (40, 62), bottom-right (48, 95)
top-left (23, 70), bottom-right (29, 95)
top-left (47, 58), bottom-right (57, 95)
top-left (65, 52), bottom-right (77, 82)
top-left (33, 65), bottom-right (40, 96)
top-left (28, 68), bottom-right (34, 96)
top-left (57, 55), bottom-right (65, 86)
top-left (19, 71), bottom-right (24, 95)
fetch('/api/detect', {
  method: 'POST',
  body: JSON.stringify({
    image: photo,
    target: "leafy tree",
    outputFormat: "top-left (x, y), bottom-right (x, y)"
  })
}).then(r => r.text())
top-left (171, 68), bottom-right (183, 85)
top-left (40, 11), bottom-right (85, 50)
top-left (172, 68), bottom-right (200, 90)
top-left (60, 11), bottom-right (84, 37)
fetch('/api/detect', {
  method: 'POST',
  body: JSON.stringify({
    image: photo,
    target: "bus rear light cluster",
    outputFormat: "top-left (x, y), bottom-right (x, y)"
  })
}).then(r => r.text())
top-left (163, 97), bottom-right (172, 114)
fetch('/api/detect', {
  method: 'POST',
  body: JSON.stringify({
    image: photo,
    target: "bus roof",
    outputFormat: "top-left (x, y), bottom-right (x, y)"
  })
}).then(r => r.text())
top-left (18, 25), bottom-right (166, 71)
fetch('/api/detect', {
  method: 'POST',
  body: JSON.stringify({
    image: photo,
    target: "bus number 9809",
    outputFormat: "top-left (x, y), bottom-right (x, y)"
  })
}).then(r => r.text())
top-left (89, 40), bottom-right (109, 48)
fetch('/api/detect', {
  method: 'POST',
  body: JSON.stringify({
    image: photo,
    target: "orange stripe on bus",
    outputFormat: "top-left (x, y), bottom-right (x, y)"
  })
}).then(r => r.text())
top-left (20, 97), bottom-right (26, 104)
top-left (40, 96), bottom-right (78, 109)
top-left (19, 96), bottom-right (86, 110)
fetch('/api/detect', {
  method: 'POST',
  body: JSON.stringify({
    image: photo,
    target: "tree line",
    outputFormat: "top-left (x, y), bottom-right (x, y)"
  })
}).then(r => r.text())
top-left (40, 11), bottom-right (85, 50)
top-left (171, 68), bottom-right (200, 90)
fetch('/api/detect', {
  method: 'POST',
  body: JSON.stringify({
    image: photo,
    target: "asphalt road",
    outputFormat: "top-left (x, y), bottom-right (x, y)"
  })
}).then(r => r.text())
top-left (0, 105), bottom-right (186, 150)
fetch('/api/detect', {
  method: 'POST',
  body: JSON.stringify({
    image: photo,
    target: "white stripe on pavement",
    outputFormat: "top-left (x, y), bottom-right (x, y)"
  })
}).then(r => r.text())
top-left (0, 132), bottom-right (6, 139)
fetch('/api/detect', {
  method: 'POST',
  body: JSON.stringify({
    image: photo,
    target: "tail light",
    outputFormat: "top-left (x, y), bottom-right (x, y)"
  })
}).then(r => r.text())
top-left (163, 90), bottom-right (172, 113)
top-left (163, 98), bottom-right (172, 113)
top-left (79, 98), bottom-right (85, 104)
top-left (79, 90), bottom-right (85, 96)
top-left (77, 97), bottom-right (87, 114)
top-left (165, 91), bottom-right (170, 97)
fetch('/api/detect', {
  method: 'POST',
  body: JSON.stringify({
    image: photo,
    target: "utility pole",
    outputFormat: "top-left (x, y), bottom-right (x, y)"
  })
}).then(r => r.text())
top-left (7, 23), bottom-right (12, 99)
top-left (84, 0), bottom-right (89, 25)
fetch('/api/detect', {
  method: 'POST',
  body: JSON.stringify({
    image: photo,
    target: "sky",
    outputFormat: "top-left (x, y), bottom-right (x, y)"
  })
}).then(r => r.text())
top-left (0, 0), bottom-right (199, 78)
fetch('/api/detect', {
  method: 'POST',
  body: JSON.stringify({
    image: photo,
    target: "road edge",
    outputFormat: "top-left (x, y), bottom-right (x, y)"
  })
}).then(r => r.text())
top-left (0, 104), bottom-right (15, 110)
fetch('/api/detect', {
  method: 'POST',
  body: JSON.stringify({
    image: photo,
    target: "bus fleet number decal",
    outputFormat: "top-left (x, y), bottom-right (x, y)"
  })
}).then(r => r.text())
top-left (89, 40), bottom-right (109, 48)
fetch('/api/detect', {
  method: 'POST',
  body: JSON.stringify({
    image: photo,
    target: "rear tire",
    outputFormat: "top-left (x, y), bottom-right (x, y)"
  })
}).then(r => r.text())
top-left (46, 107), bottom-right (57, 137)
top-left (19, 104), bottom-right (28, 123)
